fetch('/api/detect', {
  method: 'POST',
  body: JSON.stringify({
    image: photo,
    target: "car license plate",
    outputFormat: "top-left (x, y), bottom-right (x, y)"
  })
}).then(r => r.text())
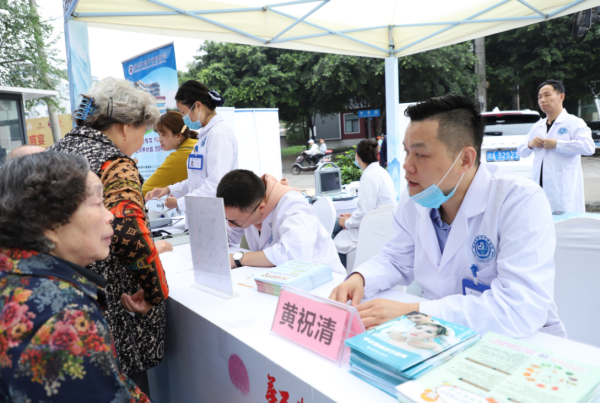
top-left (487, 149), bottom-right (520, 162)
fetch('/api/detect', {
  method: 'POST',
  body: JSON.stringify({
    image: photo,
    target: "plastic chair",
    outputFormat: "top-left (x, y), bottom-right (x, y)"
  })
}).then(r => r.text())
top-left (349, 206), bottom-right (399, 279)
top-left (553, 217), bottom-right (600, 347)
top-left (312, 197), bottom-right (336, 235)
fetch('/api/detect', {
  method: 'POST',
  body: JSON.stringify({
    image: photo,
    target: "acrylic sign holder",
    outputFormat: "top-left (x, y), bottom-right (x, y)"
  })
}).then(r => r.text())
top-left (271, 285), bottom-right (366, 366)
top-left (185, 196), bottom-right (237, 299)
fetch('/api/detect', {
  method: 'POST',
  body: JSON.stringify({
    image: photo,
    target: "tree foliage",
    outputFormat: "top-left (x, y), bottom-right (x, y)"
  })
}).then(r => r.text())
top-left (180, 41), bottom-right (478, 140)
top-left (486, 15), bottom-right (600, 112)
top-left (334, 146), bottom-right (363, 185)
top-left (0, 0), bottom-right (65, 108)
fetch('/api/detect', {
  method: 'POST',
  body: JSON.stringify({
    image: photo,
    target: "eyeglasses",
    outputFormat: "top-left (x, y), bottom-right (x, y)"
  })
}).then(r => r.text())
top-left (227, 200), bottom-right (262, 228)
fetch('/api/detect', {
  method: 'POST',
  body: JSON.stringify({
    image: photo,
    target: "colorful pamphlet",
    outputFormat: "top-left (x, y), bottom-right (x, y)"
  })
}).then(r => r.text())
top-left (345, 312), bottom-right (479, 396)
top-left (396, 332), bottom-right (600, 403)
top-left (254, 261), bottom-right (333, 296)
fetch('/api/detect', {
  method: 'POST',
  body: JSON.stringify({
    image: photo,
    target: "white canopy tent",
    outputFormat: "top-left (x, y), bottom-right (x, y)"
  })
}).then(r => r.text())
top-left (63, 0), bottom-right (600, 195)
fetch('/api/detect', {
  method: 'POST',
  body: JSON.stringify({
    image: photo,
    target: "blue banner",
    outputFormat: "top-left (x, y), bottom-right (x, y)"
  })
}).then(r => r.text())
top-left (123, 43), bottom-right (178, 181)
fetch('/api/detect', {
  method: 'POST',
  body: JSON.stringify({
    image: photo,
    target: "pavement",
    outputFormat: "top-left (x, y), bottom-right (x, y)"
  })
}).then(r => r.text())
top-left (284, 154), bottom-right (600, 212)
top-left (283, 155), bottom-right (317, 196)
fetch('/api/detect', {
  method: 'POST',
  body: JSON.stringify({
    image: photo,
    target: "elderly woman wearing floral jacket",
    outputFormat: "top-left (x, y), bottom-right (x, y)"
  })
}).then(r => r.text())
top-left (0, 152), bottom-right (150, 401)
top-left (48, 77), bottom-right (171, 395)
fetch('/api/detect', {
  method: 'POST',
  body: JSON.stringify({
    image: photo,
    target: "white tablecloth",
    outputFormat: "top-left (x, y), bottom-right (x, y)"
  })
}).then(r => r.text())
top-left (149, 243), bottom-right (600, 403)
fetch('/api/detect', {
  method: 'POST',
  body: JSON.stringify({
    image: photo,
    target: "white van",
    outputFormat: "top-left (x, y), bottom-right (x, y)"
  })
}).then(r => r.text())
top-left (481, 110), bottom-right (541, 178)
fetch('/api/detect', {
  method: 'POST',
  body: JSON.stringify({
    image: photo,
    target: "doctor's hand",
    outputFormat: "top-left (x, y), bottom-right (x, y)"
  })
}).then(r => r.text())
top-left (165, 196), bottom-right (178, 209)
top-left (528, 136), bottom-right (544, 149)
top-left (329, 273), bottom-right (365, 307)
top-left (543, 138), bottom-right (557, 149)
top-left (155, 240), bottom-right (173, 254)
top-left (121, 290), bottom-right (153, 315)
top-left (145, 187), bottom-right (170, 202)
top-left (338, 216), bottom-right (348, 228)
top-left (357, 299), bottom-right (420, 330)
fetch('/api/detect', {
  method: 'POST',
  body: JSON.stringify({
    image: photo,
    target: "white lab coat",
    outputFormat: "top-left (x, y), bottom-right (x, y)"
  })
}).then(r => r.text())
top-left (517, 109), bottom-right (594, 212)
top-left (169, 114), bottom-right (238, 212)
top-left (228, 192), bottom-right (345, 274)
top-left (334, 162), bottom-right (397, 253)
top-left (353, 164), bottom-right (566, 339)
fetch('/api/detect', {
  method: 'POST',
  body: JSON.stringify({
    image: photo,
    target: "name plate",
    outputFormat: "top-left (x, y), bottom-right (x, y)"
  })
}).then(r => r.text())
top-left (271, 285), bottom-right (365, 365)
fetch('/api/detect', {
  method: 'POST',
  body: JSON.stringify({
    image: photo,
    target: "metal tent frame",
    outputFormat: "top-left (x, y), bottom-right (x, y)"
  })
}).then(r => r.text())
top-left (63, 0), bottom-right (598, 197)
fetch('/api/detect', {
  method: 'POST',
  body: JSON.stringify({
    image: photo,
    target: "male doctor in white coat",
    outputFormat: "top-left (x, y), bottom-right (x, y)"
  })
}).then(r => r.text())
top-left (330, 94), bottom-right (566, 339)
top-left (517, 80), bottom-right (594, 212)
top-left (217, 169), bottom-right (345, 274)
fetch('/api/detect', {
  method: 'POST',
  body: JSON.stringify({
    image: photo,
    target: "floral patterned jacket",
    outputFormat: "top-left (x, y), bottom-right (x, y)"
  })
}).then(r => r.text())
top-left (0, 249), bottom-right (150, 402)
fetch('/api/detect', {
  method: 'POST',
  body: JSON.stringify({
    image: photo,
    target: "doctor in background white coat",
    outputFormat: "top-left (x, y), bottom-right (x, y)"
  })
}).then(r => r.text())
top-left (334, 139), bottom-right (397, 264)
top-left (217, 169), bottom-right (345, 274)
top-left (145, 80), bottom-right (238, 211)
top-left (517, 80), bottom-right (594, 213)
top-left (330, 95), bottom-right (565, 339)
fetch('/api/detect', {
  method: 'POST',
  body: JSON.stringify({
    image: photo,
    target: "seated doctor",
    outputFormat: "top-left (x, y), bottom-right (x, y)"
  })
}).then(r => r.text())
top-left (329, 94), bottom-right (566, 339)
top-left (217, 169), bottom-right (346, 274)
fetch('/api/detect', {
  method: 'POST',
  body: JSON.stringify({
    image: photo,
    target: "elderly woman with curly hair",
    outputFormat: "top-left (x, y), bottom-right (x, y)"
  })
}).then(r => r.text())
top-left (48, 77), bottom-right (171, 396)
top-left (0, 152), bottom-right (150, 402)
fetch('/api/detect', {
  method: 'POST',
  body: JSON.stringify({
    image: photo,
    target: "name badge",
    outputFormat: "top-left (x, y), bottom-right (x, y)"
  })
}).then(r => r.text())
top-left (271, 285), bottom-right (365, 365)
top-left (462, 279), bottom-right (491, 297)
top-left (188, 154), bottom-right (204, 170)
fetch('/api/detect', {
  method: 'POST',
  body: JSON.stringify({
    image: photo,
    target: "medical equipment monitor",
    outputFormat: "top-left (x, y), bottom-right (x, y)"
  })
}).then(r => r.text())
top-left (315, 165), bottom-right (342, 197)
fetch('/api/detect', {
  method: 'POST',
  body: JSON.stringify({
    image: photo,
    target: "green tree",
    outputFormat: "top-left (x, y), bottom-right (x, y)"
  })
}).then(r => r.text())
top-left (0, 0), bottom-right (66, 110)
top-left (486, 15), bottom-right (600, 112)
top-left (181, 41), bottom-right (478, 140)
top-left (335, 146), bottom-right (363, 184)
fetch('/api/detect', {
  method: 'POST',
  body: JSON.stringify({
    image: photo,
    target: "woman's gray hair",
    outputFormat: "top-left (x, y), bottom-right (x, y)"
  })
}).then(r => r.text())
top-left (74, 77), bottom-right (161, 131)
top-left (0, 152), bottom-right (91, 253)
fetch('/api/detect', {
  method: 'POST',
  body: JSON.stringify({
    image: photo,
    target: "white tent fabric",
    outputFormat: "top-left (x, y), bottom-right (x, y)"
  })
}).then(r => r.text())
top-left (70, 0), bottom-right (600, 58)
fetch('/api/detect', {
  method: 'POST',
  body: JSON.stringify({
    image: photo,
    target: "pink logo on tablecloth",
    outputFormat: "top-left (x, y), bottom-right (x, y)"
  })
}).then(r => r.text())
top-left (228, 354), bottom-right (250, 396)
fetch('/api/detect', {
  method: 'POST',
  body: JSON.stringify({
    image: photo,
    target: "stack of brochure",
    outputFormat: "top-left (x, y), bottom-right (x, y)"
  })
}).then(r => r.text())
top-left (345, 313), bottom-right (479, 396)
top-left (253, 261), bottom-right (333, 296)
top-left (396, 332), bottom-right (600, 403)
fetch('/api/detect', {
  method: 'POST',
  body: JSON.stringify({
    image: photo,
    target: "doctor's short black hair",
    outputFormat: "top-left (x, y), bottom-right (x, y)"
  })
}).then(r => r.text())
top-left (537, 79), bottom-right (565, 95)
top-left (217, 169), bottom-right (266, 211)
top-left (405, 94), bottom-right (485, 165)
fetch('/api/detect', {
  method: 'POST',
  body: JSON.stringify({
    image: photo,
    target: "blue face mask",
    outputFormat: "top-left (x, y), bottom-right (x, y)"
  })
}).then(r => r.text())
top-left (409, 150), bottom-right (465, 209)
top-left (183, 105), bottom-right (202, 131)
top-left (354, 159), bottom-right (361, 169)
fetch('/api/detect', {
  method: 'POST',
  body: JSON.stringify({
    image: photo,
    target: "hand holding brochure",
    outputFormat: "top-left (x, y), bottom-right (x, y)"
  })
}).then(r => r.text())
top-left (254, 261), bottom-right (333, 296)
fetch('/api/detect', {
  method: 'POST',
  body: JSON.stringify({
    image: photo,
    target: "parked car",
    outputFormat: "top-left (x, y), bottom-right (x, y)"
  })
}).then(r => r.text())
top-left (481, 110), bottom-right (541, 178)
top-left (586, 121), bottom-right (600, 147)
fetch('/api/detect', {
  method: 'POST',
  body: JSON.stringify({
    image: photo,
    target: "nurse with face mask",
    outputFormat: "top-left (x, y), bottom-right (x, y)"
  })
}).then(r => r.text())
top-left (145, 81), bottom-right (239, 212)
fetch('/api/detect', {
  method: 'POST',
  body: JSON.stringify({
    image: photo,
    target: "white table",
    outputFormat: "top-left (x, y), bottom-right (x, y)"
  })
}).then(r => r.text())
top-left (148, 243), bottom-right (600, 403)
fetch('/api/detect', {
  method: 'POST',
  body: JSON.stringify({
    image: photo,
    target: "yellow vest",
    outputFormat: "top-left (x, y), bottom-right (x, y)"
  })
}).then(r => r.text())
top-left (142, 137), bottom-right (197, 196)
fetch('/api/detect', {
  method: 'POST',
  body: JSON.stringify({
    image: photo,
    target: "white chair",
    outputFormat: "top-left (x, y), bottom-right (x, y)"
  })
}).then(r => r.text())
top-left (312, 197), bottom-right (336, 235)
top-left (348, 205), bottom-right (396, 274)
top-left (553, 217), bottom-right (600, 347)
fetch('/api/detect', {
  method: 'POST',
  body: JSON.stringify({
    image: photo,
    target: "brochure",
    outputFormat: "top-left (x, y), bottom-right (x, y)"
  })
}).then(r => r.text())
top-left (254, 261), bottom-right (333, 296)
top-left (396, 332), bottom-right (600, 403)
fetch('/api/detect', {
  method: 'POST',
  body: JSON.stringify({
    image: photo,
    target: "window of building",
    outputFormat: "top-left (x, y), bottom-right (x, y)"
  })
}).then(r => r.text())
top-left (344, 113), bottom-right (359, 134)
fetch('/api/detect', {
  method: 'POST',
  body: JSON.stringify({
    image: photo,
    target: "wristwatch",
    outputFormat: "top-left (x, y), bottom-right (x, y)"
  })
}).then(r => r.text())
top-left (233, 252), bottom-right (244, 268)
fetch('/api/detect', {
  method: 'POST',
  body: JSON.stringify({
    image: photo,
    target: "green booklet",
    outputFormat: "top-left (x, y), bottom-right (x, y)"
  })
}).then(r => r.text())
top-left (396, 332), bottom-right (600, 403)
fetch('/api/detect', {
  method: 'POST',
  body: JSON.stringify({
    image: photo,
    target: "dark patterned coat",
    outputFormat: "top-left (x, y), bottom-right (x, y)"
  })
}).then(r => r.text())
top-left (0, 249), bottom-right (150, 402)
top-left (47, 126), bottom-right (168, 375)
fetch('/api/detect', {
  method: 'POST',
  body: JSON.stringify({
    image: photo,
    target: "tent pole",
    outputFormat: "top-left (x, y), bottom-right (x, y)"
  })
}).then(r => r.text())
top-left (64, 18), bottom-right (93, 119)
top-left (385, 56), bottom-right (401, 200)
